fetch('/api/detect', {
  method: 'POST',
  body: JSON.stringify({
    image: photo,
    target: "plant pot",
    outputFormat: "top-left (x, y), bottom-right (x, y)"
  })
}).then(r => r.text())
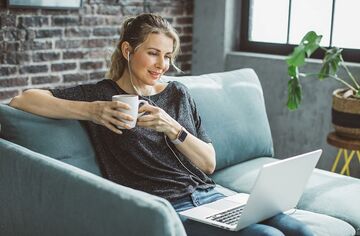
top-left (332, 88), bottom-right (360, 139)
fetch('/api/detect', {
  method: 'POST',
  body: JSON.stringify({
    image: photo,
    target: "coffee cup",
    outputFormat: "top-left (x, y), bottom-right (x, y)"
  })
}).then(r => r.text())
top-left (112, 95), bottom-right (148, 129)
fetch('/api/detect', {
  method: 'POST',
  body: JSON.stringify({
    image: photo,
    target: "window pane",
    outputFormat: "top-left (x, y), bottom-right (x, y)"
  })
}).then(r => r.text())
top-left (289, 0), bottom-right (332, 46)
top-left (332, 0), bottom-right (360, 49)
top-left (249, 0), bottom-right (289, 43)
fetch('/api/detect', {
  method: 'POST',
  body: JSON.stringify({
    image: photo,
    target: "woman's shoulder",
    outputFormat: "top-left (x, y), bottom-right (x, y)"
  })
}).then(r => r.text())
top-left (76, 79), bottom-right (119, 100)
top-left (166, 80), bottom-right (191, 95)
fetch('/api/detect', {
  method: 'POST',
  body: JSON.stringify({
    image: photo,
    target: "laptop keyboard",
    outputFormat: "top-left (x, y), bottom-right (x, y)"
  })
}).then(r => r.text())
top-left (206, 205), bottom-right (245, 225)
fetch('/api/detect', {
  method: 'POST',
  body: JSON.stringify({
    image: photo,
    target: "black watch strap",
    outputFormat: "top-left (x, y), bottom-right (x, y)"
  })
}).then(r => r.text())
top-left (171, 127), bottom-right (188, 145)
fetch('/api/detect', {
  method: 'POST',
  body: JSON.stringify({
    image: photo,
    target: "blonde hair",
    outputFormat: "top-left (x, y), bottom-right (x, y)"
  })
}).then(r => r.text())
top-left (107, 13), bottom-right (181, 81)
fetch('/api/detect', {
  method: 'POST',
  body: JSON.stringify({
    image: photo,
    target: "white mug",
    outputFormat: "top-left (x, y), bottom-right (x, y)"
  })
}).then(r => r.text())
top-left (112, 95), bottom-right (148, 129)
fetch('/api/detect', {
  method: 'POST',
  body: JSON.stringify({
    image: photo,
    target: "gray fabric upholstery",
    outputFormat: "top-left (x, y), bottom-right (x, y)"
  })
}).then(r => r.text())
top-left (298, 169), bottom-right (360, 231)
top-left (0, 138), bottom-right (186, 236)
top-left (285, 209), bottom-right (355, 236)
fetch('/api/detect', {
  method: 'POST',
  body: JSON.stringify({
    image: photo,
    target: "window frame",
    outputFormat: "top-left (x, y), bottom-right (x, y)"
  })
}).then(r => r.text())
top-left (239, 0), bottom-right (360, 63)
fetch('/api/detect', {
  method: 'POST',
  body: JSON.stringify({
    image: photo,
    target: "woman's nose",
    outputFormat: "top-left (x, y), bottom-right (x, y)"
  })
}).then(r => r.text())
top-left (155, 57), bottom-right (167, 70)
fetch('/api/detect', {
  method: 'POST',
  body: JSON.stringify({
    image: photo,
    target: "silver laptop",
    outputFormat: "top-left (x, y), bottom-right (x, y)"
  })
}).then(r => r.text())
top-left (179, 149), bottom-right (322, 231)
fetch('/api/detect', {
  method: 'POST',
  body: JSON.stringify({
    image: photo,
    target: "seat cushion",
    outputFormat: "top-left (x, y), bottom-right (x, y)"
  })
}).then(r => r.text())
top-left (298, 169), bottom-right (360, 232)
top-left (0, 104), bottom-right (100, 175)
top-left (285, 209), bottom-right (355, 236)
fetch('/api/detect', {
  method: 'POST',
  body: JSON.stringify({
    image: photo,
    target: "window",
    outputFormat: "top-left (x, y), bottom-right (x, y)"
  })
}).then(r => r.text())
top-left (239, 0), bottom-right (360, 62)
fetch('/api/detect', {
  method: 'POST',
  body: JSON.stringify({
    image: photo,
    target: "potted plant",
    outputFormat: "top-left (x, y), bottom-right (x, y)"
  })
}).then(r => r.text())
top-left (286, 31), bottom-right (360, 139)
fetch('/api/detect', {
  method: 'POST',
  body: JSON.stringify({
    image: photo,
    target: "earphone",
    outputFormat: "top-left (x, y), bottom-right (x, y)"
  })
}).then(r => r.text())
top-left (127, 51), bottom-right (130, 60)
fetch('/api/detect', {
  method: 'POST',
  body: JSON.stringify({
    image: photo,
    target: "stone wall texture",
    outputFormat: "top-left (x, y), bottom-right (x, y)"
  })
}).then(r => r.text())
top-left (0, 0), bottom-right (194, 103)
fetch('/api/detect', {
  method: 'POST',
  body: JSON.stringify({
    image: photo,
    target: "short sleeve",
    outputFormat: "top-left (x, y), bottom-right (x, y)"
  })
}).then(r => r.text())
top-left (189, 95), bottom-right (212, 144)
top-left (49, 85), bottom-right (87, 101)
top-left (49, 80), bottom-right (113, 102)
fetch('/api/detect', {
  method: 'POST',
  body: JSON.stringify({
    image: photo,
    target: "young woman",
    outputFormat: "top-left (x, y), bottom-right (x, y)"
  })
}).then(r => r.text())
top-left (10, 13), bottom-right (314, 236)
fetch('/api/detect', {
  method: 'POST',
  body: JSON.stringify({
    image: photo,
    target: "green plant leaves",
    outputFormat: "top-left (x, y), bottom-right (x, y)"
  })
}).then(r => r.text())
top-left (287, 77), bottom-right (302, 110)
top-left (319, 47), bottom-right (343, 79)
top-left (285, 31), bottom-right (322, 110)
top-left (301, 31), bottom-right (322, 57)
top-left (286, 31), bottom-right (322, 66)
top-left (286, 46), bottom-right (306, 66)
top-left (285, 30), bottom-right (359, 110)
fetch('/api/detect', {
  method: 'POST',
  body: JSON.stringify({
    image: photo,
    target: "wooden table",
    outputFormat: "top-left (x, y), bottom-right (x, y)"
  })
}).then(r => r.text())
top-left (327, 132), bottom-right (360, 176)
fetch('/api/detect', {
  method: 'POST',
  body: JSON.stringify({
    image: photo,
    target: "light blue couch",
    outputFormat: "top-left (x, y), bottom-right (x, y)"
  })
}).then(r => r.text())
top-left (0, 68), bottom-right (359, 235)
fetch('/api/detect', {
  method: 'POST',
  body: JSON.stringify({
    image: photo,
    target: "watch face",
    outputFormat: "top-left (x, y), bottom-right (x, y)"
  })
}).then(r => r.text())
top-left (178, 130), bottom-right (188, 142)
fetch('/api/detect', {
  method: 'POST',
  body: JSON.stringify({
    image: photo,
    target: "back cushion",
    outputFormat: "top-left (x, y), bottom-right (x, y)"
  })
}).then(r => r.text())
top-left (166, 68), bottom-right (274, 170)
top-left (0, 104), bottom-right (101, 175)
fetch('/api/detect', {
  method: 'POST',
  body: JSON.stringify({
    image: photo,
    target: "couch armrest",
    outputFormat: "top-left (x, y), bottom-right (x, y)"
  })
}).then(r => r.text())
top-left (0, 138), bottom-right (186, 236)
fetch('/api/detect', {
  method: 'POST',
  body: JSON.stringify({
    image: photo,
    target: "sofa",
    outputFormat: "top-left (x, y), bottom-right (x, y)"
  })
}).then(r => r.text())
top-left (0, 68), bottom-right (359, 236)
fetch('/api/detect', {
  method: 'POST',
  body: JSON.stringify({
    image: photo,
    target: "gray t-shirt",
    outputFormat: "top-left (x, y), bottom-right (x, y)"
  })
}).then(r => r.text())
top-left (50, 79), bottom-right (215, 202)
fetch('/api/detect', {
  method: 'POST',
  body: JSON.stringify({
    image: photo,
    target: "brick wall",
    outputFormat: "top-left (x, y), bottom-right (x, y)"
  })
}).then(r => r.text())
top-left (0, 0), bottom-right (194, 103)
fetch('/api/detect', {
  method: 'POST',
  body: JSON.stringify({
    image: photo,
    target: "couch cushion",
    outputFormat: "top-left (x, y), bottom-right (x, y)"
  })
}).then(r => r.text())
top-left (298, 169), bottom-right (360, 233)
top-left (165, 68), bottom-right (274, 171)
top-left (0, 104), bottom-right (100, 175)
top-left (285, 209), bottom-right (355, 236)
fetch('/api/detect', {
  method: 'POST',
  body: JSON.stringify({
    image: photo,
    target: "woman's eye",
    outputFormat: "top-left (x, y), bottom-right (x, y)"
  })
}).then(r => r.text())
top-left (148, 52), bottom-right (158, 56)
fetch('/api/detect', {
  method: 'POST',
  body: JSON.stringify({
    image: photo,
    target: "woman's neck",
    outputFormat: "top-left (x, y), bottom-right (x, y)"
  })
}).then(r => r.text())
top-left (117, 70), bottom-right (156, 96)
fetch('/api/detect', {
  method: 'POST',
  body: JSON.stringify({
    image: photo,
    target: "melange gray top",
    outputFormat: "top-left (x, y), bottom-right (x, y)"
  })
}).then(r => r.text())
top-left (50, 79), bottom-right (215, 203)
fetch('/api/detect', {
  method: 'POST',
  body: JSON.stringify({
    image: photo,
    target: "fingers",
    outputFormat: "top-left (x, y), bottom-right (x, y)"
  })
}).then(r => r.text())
top-left (137, 120), bottom-right (160, 130)
top-left (99, 114), bottom-right (131, 134)
top-left (91, 101), bottom-right (136, 134)
top-left (109, 109), bottom-right (134, 121)
top-left (137, 114), bottom-right (154, 122)
top-left (103, 122), bottom-right (123, 134)
top-left (111, 101), bottom-right (131, 110)
top-left (108, 116), bottom-right (132, 129)
top-left (138, 103), bottom-right (160, 113)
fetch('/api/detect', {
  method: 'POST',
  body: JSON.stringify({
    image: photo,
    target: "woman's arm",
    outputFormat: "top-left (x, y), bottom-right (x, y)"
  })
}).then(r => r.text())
top-left (168, 126), bottom-right (216, 175)
top-left (137, 104), bottom-right (216, 174)
top-left (9, 89), bottom-right (133, 134)
top-left (10, 89), bottom-right (92, 120)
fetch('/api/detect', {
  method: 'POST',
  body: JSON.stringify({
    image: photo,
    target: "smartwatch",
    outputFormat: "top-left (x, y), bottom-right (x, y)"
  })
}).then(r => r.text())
top-left (171, 127), bottom-right (188, 145)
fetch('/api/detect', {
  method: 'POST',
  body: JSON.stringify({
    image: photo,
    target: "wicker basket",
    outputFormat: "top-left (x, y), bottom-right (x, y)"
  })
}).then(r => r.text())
top-left (332, 88), bottom-right (360, 139)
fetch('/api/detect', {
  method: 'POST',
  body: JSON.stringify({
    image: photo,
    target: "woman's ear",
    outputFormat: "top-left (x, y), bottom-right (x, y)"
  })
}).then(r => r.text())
top-left (120, 41), bottom-right (132, 60)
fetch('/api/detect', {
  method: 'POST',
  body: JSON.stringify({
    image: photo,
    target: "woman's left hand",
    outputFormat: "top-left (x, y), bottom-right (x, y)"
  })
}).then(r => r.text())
top-left (137, 103), bottom-right (181, 140)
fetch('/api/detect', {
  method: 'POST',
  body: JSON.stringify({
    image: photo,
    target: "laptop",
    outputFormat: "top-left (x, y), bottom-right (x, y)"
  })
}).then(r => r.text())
top-left (179, 149), bottom-right (322, 231)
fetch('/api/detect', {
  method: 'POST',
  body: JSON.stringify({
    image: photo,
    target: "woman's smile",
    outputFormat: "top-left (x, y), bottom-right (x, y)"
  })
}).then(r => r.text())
top-left (148, 70), bottom-right (162, 79)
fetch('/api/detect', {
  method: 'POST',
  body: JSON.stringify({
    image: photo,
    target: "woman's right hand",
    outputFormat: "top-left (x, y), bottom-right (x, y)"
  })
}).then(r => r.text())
top-left (89, 101), bottom-right (134, 134)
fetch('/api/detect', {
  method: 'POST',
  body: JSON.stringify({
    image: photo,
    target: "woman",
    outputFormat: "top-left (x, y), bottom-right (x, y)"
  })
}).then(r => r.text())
top-left (10, 13), bottom-right (313, 236)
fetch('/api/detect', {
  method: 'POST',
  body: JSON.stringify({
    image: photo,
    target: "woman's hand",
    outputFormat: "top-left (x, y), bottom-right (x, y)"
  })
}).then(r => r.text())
top-left (137, 103), bottom-right (216, 174)
top-left (137, 104), bottom-right (181, 139)
top-left (89, 101), bottom-right (134, 134)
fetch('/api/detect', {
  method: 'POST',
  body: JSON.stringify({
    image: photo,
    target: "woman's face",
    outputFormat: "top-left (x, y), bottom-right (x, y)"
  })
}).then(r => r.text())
top-left (129, 32), bottom-right (174, 86)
